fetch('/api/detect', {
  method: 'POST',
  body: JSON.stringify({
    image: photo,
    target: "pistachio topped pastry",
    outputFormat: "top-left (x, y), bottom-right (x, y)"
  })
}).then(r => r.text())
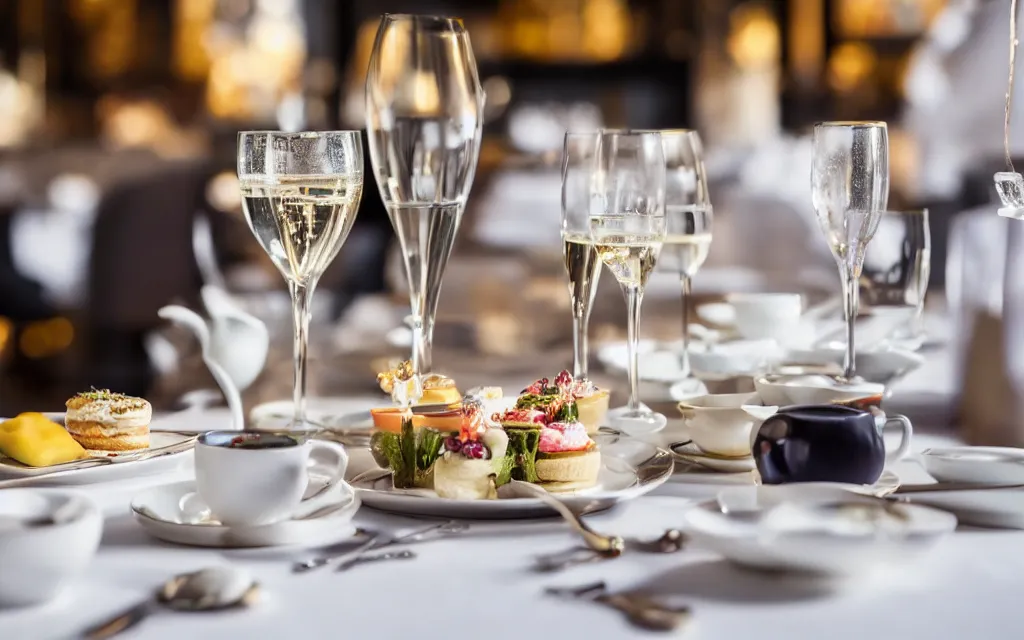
top-left (65, 389), bottom-right (151, 451)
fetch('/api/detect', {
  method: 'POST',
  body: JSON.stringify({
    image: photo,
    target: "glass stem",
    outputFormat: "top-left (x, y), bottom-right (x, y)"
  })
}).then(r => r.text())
top-left (572, 312), bottom-right (590, 380)
top-left (680, 275), bottom-right (692, 377)
top-left (289, 279), bottom-right (314, 428)
top-left (841, 266), bottom-right (858, 380)
top-left (625, 284), bottom-right (643, 412)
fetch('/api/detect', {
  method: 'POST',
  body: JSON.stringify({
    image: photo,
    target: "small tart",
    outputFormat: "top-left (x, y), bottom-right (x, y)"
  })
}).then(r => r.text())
top-left (535, 448), bottom-right (601, 490)
top-left (576, 389), bottom-right (610, 435)
top-left (370, 408), bottom-right (461, 434)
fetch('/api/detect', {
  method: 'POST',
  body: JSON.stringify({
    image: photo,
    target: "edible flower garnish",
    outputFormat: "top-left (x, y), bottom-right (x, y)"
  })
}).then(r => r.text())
top-left (377, 360), bottom-right (422, 408)
top-left (443, 396), bottom-right (492, 459)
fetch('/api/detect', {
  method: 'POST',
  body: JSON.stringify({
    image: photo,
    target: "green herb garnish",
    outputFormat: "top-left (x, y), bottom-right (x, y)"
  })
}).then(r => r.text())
top-left (515, 393), bottom-right (557, 410)
top-left (369, 418), bottom-right (446, 489)
top-left (504, 428), bottom-right (540, 483)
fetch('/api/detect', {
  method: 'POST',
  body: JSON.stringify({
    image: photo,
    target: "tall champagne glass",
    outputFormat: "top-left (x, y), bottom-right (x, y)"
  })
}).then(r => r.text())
top-left (589, 131), bottom-right (666, 433)
top-left (561, 132), bottom-right (602, 380)
top-left (811, 122), bottom-right (889, 381)
top-left (365, 14), bottom-right (485, 375)
top-left (238, 131), bottom-right (364, 428)
top-left (658, 130), bottom-right (712, 377)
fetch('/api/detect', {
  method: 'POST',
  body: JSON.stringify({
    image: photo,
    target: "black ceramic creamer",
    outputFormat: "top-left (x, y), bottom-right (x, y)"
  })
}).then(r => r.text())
top-left (752, 404), bottom-right (905, 485)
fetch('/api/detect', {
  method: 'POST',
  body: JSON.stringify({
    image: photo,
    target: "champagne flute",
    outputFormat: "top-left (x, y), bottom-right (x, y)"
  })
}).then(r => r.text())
top-left (561, 132), bottom-right (602, 380)
top-left (658, 130), bottom-right (712, 378)
top-left (811, 122), bottom-right (889, 381)
top-left (237, 131), bottom-right (364, 428)
top-left (860, 209), bottom-right (931, 347)
top-left (365, 14), bottom-right (485, 376)
top-left (589, 130), bottom-right (667, 433)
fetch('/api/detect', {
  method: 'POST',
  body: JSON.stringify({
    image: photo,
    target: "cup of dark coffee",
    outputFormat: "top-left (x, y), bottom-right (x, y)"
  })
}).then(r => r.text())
top-left (752, 404), bottom-right (912, 485)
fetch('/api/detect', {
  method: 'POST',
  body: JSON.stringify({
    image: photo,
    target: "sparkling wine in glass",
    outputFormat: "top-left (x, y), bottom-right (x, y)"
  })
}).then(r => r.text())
top-left (811, 121), bottom-right (889, 381)
top-left (658, 130), bottom-right (712, 378)
top-left (588, 130), bottom-right (666, 433)
top-left (561, 132), bottom-right (602, 380)
top-left (365, 14), bottom-right (485, 376)
top-left (238, 131), bottom-right (364, 428)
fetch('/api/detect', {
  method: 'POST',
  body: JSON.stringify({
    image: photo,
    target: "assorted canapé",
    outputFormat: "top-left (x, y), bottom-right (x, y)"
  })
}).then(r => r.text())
top-left (369, 363), bottom-right (608, 499)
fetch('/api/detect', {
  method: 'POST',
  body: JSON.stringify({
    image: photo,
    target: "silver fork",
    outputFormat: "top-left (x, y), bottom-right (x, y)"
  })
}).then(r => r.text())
top-left (292, 520), bottom-right (467, 573)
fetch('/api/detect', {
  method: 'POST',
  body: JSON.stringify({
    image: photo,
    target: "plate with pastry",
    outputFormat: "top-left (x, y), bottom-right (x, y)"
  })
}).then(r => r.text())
top-left (347, 371), bottom-right (672, 519)
top-left (0, 390), bottom-right (195, 486)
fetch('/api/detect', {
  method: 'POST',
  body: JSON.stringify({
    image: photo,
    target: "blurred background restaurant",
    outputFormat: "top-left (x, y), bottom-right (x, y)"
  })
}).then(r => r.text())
top-left (0, 0), bottom-right (1012, 421)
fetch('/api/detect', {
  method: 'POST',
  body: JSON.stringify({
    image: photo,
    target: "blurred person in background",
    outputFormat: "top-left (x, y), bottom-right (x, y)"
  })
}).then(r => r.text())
top-left (903, 0), bottom-right (1022, 202)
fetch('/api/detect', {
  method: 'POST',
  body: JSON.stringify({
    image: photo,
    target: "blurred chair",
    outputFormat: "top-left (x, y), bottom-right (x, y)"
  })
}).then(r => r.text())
top-left (85, 161), bottom-right (208, 395)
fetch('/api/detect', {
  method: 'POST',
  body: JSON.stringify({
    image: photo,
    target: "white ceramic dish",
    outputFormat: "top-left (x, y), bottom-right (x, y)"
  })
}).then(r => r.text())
top-left (919, 446), bottom-right (1024, 485)
top-left (0, 490), bottom-right (103, 607)
top-left (901, 486), bottom-right (1024, 529)
top-left (0, 428), bottom-right (195, 487)
top-left (348, 434), bottom-right (674, 519)
top-left (753, 374), bottom-right (884, 406)
top-left (681, 484), bottom-right (955, 576)
top-left (696, 302), bottom-right (736, 327)
top-left (131, 478), bottom-right (359, 548)
top-left (784, 348), bottom-right (925, 385)
top-left (727, 293), bottom-right (803, 342)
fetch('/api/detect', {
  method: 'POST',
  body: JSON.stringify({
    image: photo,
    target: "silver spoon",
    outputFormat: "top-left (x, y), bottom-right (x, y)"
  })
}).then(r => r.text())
top-left (80, 567), bottom-right (259, 639)
top-left (545, 581), bottom-right (692, 632)
top-left (501, 480), bottom-right (625, 557)
top-left (536, 530), bottom-right (688, 572)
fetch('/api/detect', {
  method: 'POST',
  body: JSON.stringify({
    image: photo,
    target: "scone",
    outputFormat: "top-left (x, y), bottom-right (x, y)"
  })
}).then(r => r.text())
top-left (65, 390), bottom-right (152, 451)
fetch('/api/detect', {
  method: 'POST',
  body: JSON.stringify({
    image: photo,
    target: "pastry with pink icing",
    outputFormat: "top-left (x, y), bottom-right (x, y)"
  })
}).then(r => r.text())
top-left (535, 420), bottom-right (600, 491)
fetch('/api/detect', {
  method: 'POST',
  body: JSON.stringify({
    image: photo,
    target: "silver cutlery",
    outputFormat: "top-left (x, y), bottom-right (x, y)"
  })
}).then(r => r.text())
top-left (502, 480), bottom-right (625, 557)
top-left (79, 566), bottom-right (259, 639)
top-left (292, 520), bottom-right (466, 573)
top-left (536, 530), bottom-right (688, 572)
top-left (545, 581), bottom-right (691, 632)
top-left (341, 550), bottom-right (416, 569)
top-left (892, 481), bottom-right (1024, 494)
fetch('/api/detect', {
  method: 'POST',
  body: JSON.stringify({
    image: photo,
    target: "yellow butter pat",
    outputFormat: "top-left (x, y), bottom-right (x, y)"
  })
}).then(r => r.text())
top-left (0, 412), bottom-right (88, 467)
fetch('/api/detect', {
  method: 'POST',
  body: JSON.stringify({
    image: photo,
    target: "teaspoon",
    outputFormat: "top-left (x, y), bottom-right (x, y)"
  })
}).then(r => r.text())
top-left (80, 566), bottom-right (259, 639)
top-left (545, 582), bottom-right (691, 632)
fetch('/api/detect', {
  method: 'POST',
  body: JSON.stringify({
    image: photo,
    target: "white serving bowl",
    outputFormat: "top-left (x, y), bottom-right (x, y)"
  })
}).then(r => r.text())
top-left (784, 348), bottom-right (925, 385)
top-left (0, 490), bottom-right (102, 607)
top-left (677, 392), bottom-right (778, 457)
top-left (727, 293), bottom-right (803, 342)
top-left (753, 374), bottom-right (884, 407)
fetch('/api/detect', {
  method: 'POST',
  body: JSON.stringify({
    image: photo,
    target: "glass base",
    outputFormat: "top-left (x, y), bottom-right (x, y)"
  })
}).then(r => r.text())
top-left (607, 405), bottom-right (667, 436)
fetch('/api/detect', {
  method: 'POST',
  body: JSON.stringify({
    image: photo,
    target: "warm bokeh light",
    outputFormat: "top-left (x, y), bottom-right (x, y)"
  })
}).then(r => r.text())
top-left (19, 318), bottom-right (75, 359)
top-left (827, 42), bottom-right (878, 93)
top-left (727, 4), bottom-right (781, 70)
top-left (834, 0), bottom-right (946, 37)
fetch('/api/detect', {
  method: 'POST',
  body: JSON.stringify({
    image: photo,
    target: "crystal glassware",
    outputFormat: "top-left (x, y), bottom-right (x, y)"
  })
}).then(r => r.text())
top-left (561, 132), bottom-right (602, 380)
top-left (860, 209), bottom-right (931, 346)
top-left (657, 130), bottom-right (712, 378)
top-left (811, 121), bottom-right (889, 381)
top-left (365, 14), bottom-right (485, 376)
top-left (588, 130), bottom-right (667, 433)
top-left (237, 131), bottom-right (364, 428)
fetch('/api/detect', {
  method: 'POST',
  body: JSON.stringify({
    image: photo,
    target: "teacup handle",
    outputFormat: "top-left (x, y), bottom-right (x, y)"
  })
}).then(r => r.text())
top-left (882, 414), bottom-right (913, 463)
top-left (290, 440), bottom-right (350, 520)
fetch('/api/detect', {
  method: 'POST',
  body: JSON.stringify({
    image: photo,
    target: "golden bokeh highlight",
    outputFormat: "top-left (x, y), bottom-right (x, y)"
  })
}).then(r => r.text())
top-left (19, 318), bottom-right (75, 359)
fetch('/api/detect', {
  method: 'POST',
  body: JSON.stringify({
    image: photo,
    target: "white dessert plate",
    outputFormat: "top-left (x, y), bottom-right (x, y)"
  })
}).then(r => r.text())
top-left (131, 477), bottom-right (359, 548)
top-left (670, 441), bottom-right (757, 473)
top-left (347, 434), bottom-right (674, 519)
top-left (919, 446), bottom-right (1024, 485)
top-left (0, 424), bottom-right (195, 486)
top-left (681, 484), bottom-right (956, 576)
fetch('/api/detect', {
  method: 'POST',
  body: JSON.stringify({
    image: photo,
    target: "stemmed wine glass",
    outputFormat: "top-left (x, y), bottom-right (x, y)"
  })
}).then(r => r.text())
top-left (811, 121), bottom-right (889, 381)
top-left (561, 132), bottom-right (602, 380)
top-left (237, 131), bottom-right (364, 428)
top-left (860, 209), bottom-right (931, 348)
top-left (365, 14), bottom-right (485, 376)
top-left (588, 130), bottom-right (667, 433)
top-left (658, 130), bottom-right (712, 380)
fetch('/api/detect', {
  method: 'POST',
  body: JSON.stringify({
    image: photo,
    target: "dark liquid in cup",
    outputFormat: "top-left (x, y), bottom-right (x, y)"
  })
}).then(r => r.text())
top-left (200, 431), bottom-right (300, 449)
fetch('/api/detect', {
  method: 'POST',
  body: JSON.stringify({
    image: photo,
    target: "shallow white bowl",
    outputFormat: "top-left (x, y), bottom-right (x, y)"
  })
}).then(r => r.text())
top-left (920, 446), bottom-right (1024, 485)
top-left (784, 348), bottom-right (925, 385)
top-left (753, 374), bottom-right (884, 407)
top-left (0, 491), bottom-right (102, 607)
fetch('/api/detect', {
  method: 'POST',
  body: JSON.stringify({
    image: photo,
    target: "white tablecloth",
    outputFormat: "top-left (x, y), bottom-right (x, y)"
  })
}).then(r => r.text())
top-left (4, 426), bottom-right (1023, 640)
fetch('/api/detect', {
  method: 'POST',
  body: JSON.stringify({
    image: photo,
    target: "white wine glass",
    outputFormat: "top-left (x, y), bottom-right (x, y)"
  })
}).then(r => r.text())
top-left (658, 130), bottom-right (712, 379)
top-left (860, 209), bottom-right (931, 348)
top-left (589, 130), bottom-right (667, 433)
top-left (237, 131), bottom-right (364, 428)
top-left (561, 132), bottom-right (602, 380)
top-left (365, 14), bottom-right (485, 376)
top-left (811, 121), bottom-right (889, 381)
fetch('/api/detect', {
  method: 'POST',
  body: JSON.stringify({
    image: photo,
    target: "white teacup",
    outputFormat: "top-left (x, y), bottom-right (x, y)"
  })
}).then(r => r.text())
top-left (678, 392), bottom-right (778, 458)
top-left (727, 293), bottom-right (803, 343)
top-left (195, 431), bottom-right (349, 526)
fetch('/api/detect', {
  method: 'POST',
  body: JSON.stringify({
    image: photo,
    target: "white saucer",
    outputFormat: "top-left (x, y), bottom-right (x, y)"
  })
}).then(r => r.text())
top-left (607, 405), bottom-right (667, 435)
top-left (131, 480), bottom-right (360, 548)
top-left (671, 441), bottom-right (756, 473)
top-left (681, 484), bottom-right (956, 576)
top-left (920, 446), bottom-right (1024, 485)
